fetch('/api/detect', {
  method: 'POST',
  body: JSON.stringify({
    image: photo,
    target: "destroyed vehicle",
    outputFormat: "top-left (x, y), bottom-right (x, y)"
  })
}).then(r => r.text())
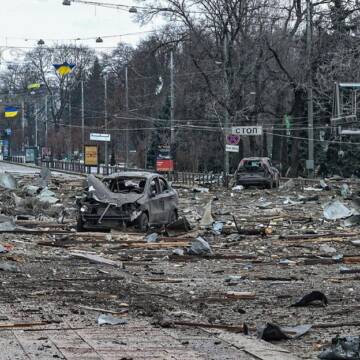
top-left (76, 172), bottom-right (178, 232)
top-left (234, 157), bottom-right (280, 188)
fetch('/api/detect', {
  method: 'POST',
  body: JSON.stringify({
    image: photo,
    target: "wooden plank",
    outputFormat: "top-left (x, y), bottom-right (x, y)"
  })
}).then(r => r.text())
top-left (0, 321), bottom-right (56, 329)
top-left (70, 252), bottom-right (123, 267)
top-left (225, 291), bottom-right (256, 300)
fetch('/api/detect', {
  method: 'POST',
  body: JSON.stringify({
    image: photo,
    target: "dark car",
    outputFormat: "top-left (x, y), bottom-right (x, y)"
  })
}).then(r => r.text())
top-left (234, 157), bottom-right (280, 188)
top-left (76, 172), bottom-right (178, 232)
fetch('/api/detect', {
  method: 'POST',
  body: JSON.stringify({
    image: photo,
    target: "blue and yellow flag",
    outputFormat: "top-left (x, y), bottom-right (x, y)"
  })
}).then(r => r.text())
top-left (53, 61), bottom-right (75, 76)
top-left (4, 106), bottom-right (18, 118)
top-left (27, 83), bottom-right (41, 90)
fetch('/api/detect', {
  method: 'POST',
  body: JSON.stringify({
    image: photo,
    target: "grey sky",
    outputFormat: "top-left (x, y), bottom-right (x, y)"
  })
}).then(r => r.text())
top-left (0, 0), bottom-right (157, 55)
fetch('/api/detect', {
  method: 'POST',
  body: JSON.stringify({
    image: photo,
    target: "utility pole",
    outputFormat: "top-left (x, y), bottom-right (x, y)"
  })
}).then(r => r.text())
top-left (21, 100), bottom-right (25, 149)
top-left (125, 65), bottom-right (129, 168)
top-left (68, 92), bottom-right (72, 154)
top-left (81, 80), bottom-right (85, 153)
top-left (335, 82), bottom-right (341, 118)
top-left (34, 103), bottom-right (38, 148)
top-left (223, 32), bottom-right (230, 180)
top-left (104, 75), bottom-right (108, 172)
top-left (170, 50), bottom-right (175, 151)
top-left (306, 0), bottom-right (314, 177)
top-left (44, 95), bottom-right (48, 147)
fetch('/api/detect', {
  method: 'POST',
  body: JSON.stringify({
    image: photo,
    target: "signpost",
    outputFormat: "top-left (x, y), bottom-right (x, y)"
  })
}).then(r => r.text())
top-left (90, 133), bottom-right (111, 142)
top-left (225, 144), bottom-right (239, 153)
top-left (84, 145), bottom-right (99, 166)
top-left (232, 126), bottom-right (263, 136)
top-left (156, 144), bottom-right (174, 172)
top-left (226, 134), bottom-right (240, 145)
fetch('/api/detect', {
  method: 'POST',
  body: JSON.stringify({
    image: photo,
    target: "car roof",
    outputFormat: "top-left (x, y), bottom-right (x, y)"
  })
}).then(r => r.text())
top-left (103, 171), bottom-right (159, 180)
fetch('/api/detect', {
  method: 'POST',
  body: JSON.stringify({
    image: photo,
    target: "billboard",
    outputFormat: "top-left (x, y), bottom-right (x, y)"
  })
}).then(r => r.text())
top-left (156, 159), bottom-right (174, 172)
top-left (84, 145), bottom-right (99, 166)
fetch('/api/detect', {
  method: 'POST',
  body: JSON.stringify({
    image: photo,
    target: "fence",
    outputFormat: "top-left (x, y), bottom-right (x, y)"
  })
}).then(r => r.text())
top-left (6, 157), bottom-right (226, 187)
top-left (7, 157), bottom-right (341, 188)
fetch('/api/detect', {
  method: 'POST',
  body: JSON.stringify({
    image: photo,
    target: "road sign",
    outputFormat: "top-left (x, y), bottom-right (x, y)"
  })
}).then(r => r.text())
top-left (226, 134), bottom-right (240, 145)
top-left (90, 133), bottom-right (111, 142)
top-left (340, 129), bottom-right (360, 135)
top-left (232, 126), bottom-right (263, 136)
top-left (306, 159), bottom-right (314, 170)
top-left (225, 144), bottom-right (239, 153)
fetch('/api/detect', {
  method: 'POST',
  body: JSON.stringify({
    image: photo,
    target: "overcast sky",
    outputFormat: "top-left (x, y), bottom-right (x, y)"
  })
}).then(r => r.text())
top-left (0, 0), bottom-right (158, 63)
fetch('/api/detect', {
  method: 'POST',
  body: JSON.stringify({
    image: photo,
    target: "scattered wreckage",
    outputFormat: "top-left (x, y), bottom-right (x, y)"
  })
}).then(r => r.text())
top-left (4, 163), bottom-right (360, 359)
top-left (234, 157), bottom-right (280, 188)
top-left (76, 172), bottom-right (179, 232)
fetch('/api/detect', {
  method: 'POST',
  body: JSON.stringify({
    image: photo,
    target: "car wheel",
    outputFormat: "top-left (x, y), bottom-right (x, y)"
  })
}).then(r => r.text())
top-left (168, 210), bottom-right (178, 224)
top-left (76, 214), bottom-right (85, 232)
top-left (137, 212), bottom-right (149, 232)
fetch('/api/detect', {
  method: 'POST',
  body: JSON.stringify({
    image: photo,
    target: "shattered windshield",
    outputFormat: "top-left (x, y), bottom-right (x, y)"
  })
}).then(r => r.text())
top-left (103, 177), bottom-right (146, 194)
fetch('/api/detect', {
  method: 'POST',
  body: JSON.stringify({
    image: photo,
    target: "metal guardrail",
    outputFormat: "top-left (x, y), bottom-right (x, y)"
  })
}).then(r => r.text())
top-left (7, 157), bottom-right (226, 187)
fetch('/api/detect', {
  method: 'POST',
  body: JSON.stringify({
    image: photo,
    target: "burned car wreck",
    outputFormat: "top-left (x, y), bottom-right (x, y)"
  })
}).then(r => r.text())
top-left (234, 157), bottom-right (280, 188)
top-left (76, 172), bottom-right (178, 231)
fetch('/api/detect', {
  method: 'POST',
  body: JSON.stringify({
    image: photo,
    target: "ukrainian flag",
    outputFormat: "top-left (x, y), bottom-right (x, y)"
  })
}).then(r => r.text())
top-left (53, 61), bottom-right (75, 76)
top-left (27, 83), bottom-right (41, 90)
top-left (4, 106), bottom-right (18, 118)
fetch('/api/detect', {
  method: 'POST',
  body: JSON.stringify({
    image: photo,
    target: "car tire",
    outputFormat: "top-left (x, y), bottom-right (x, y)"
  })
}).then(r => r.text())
top-left (137, 212), bottom-right (149, 232)
top-left (76, 214), bottom-right (85, 232)
top-left (168, 210), bottom-right (178, 224)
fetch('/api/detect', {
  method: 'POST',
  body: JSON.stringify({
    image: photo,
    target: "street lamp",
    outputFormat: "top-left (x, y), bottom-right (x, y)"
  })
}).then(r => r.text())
top-left (101, 69), bottom-right (110, 173)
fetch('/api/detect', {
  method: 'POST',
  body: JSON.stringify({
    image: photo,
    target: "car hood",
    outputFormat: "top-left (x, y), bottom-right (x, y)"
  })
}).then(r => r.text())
top-left (86, 174), bottom-right (145, 207)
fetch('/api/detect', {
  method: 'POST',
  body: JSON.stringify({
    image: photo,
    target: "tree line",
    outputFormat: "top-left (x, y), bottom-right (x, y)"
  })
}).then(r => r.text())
top-left (1, 0), bottom-right (360, 176)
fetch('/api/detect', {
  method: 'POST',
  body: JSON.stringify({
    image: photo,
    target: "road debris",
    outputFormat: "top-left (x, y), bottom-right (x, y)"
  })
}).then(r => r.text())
top-left (258, 323), bottom-right (312, 341)
top-left (318, 335), bottom-right (360, 359)
top-left (187, 236), bottom-right (213, 256)
top-left (144, 232), bottom-right (159, 242)
top-left (0, 173), bottom-right (17, 190)
top-left (340, 183), bottom-right (352, 199)
top-left (2, 163), bottom-right (360, 359)
top-left (212, 221), bottom-right (224, 235)
top-left (166, 217), bottom-right (191, 236)
top-left (97, 314), bottom-right (128, 325)
top-left (323, 201), bottom-right (353, 220)
top-left (200, 200), bottom-right (214, 228)
top-left (70, 252), bottom-right (123, 267)
top-left (291, 291), bottom-right (328, 307)
top-left (0, 261), bottom-right (19, 272)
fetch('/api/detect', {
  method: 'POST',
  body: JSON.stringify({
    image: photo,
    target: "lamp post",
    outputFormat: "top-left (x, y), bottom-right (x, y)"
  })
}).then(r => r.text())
top-left (125, 65), bottom-right (129, 168)
top-left (104, 74), bottom-right (109, 173)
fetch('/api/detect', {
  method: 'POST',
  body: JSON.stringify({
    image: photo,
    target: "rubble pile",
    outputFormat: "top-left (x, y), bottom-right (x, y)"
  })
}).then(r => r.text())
top-left (2, 170), bottom-right (360, 359)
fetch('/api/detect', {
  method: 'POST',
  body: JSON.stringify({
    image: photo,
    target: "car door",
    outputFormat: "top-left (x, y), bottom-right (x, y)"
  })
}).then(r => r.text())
top-left (158, 177), bottom-right (177, 222)
top-left (148, 177), bottom-right (166, 224)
